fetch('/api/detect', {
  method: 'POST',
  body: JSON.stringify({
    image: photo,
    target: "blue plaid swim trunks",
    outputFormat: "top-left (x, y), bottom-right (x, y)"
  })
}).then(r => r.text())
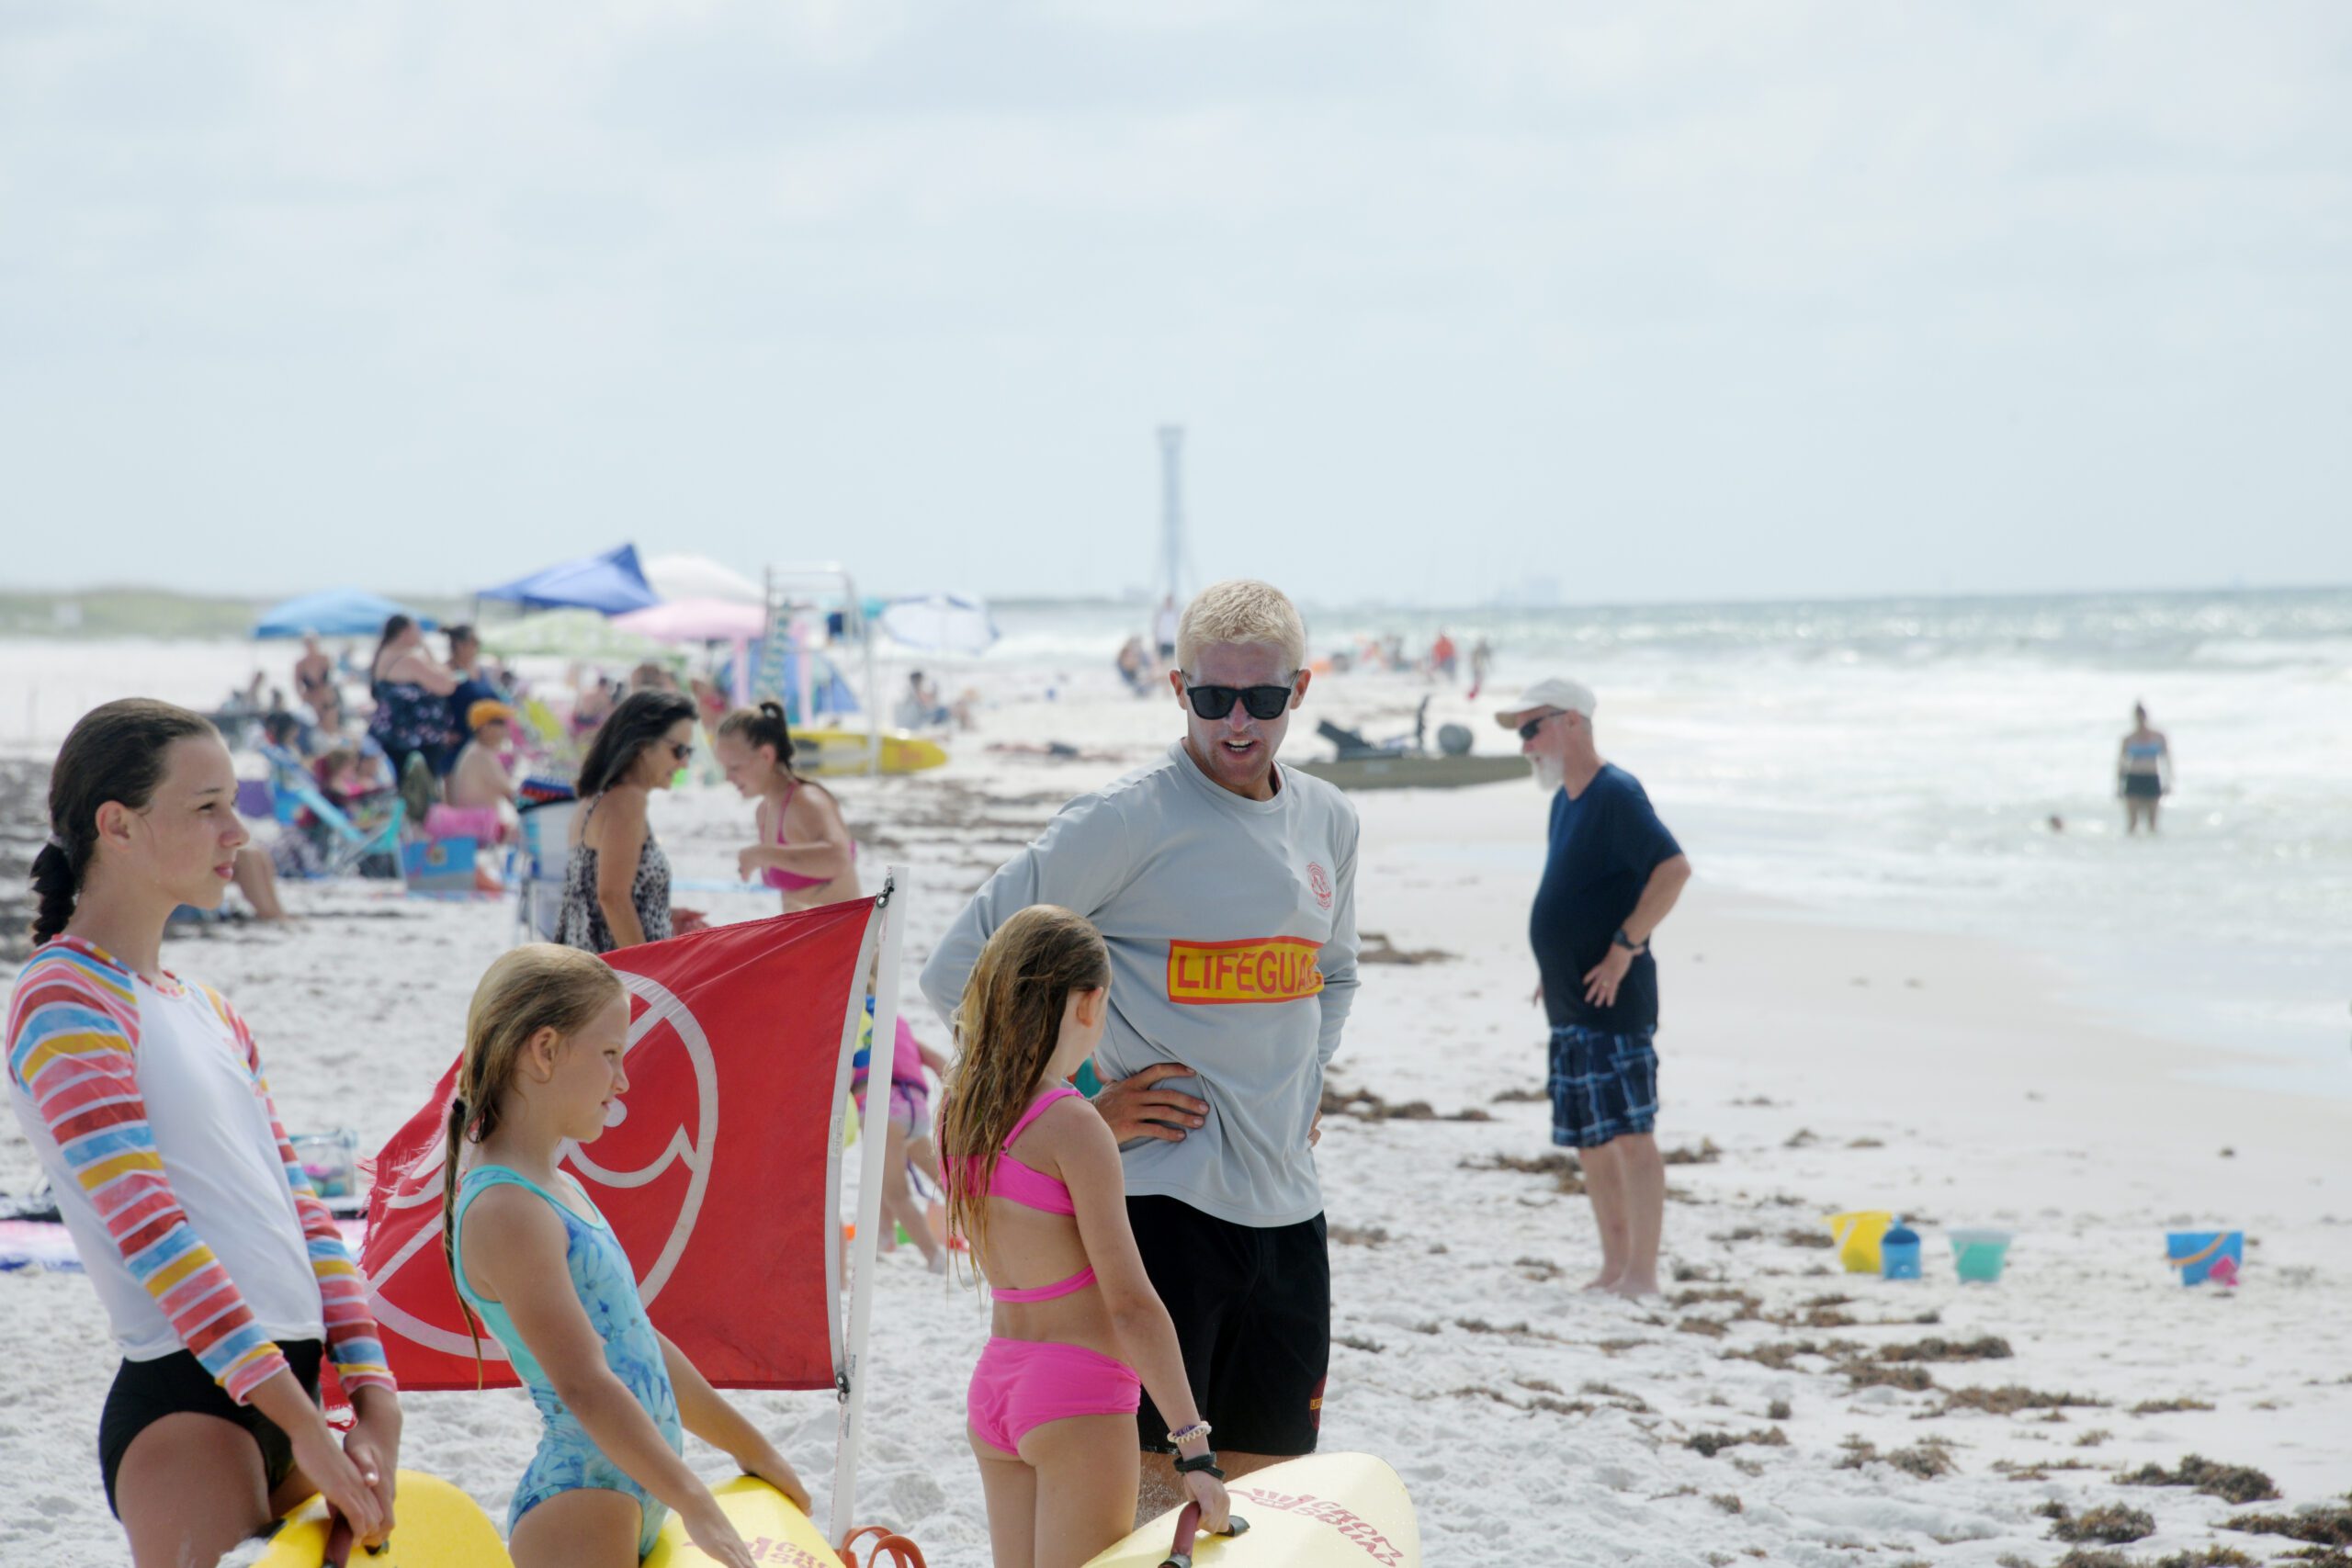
top-left (1548, 1024), bottom-right (1658, 1148)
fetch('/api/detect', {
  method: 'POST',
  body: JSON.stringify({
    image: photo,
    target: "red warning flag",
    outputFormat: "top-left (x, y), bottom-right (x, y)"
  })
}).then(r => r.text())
top-left (360, 901), bottom-right (878, 1391)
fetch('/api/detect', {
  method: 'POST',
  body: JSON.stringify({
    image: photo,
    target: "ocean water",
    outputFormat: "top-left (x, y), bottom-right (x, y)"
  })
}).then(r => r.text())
top-left (4, 586), bottom-right (2345, 1094)
top-left (998, 589), bottom-right (2352, 1096)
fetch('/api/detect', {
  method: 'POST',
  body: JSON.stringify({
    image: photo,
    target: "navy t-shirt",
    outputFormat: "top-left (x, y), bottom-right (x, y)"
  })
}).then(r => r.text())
top-left (1531, 763), bottom-right (1682, 1033)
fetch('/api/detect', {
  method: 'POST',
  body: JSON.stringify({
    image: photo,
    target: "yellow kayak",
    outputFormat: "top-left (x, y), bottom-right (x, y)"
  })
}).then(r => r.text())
top-left (792, 727), bottom-right (947, 776)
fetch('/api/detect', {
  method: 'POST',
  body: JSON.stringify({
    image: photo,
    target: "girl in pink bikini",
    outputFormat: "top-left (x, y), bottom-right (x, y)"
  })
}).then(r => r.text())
top-left (941, 906), bottom-right (1228, 1567)
top-left (712, 703), bottom-right (860, 912)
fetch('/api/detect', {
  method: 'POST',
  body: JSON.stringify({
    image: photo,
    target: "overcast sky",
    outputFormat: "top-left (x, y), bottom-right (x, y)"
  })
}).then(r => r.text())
top-left (4, 2), bottom-right (2347, 607)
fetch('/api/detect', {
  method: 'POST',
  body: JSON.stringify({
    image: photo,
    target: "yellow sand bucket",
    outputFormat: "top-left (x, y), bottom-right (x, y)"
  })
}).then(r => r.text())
top-left (1825, 1211), bottom-right (1894, 1273)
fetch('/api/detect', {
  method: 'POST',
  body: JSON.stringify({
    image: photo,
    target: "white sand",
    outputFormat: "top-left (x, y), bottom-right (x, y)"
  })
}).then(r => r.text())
top-left (3, 665), bottom-right (2347, 1566)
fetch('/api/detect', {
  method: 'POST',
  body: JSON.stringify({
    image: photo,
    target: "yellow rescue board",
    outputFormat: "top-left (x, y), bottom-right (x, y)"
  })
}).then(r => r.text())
top-left (257, 1469), bottom-right (513, 1568)
top-left (1083, 1452), bottom-right (1418, 1568)
top-left (643, 1475), bottom-right (838, 1567)
top-left (792, 728), bottom-right (948, 776)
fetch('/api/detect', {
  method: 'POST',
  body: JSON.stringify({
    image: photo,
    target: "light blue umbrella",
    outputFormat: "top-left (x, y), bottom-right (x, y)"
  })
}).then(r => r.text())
top-left (253, 588), bottom-right (431, 639)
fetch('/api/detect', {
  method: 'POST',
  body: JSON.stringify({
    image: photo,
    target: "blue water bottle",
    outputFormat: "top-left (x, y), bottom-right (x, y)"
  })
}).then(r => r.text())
top-left (1881, 1217), bottom-right (1922, 1280)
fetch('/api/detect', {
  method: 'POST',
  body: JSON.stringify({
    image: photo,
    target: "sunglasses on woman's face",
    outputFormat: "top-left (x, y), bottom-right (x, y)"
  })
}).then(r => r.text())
top-left (667, 741), bottom-right (695, 762)
top-left (1183, 680), bottom-right (1295, 722)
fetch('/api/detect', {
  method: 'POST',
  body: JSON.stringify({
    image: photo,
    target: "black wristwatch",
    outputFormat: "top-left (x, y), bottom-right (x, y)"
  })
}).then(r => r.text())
top-left (1173, 1450), bottom-right (1226, 1481)
top-left (1612, 927), bottom-right (1645, 953)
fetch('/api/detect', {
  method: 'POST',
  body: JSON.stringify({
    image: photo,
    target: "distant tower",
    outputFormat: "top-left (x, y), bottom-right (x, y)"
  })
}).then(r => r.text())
top-left (1157, 424), bottom-right (1187, 604)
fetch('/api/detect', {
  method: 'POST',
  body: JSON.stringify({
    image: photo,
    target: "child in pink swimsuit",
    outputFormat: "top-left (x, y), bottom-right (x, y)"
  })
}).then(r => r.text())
top-left (712, 701), bottom-right (860, 910)
top-left (940, 906), bottom-right (1229, 1565)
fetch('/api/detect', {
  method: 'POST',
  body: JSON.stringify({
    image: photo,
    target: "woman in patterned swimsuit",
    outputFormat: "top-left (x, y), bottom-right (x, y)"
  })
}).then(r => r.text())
top-left (560, 691), bottom-right (699, 953)
top-left (365, 615), bottom-right (461, 782)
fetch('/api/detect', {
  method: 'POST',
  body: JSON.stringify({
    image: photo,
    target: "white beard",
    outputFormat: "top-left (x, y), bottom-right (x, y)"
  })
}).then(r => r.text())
top-left (1531, 754), bottom-right (1566, 795)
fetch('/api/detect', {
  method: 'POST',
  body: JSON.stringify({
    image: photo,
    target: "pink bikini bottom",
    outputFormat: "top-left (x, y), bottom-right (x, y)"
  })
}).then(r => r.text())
top-left (967, 1337), bottom-right (1140, 1457)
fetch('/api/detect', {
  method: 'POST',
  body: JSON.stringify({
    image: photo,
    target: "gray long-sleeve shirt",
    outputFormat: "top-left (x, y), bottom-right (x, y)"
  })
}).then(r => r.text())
top-left (920, 740), bottom-right (1360, 1227)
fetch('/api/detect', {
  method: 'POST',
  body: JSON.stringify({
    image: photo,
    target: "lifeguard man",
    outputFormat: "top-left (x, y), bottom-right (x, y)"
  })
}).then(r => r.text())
top-left (922, 578), bottom-right (1359, 1520)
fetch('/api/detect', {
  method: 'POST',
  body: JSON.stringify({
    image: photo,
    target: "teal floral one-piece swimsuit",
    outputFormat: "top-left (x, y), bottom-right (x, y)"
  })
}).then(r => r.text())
top-left (452, 1165), bottom-right (684, 1558)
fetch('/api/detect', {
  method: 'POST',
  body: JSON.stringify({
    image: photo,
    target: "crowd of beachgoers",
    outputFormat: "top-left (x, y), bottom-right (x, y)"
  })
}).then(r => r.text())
top-left (0, 583), bottom-right (2344, 1568)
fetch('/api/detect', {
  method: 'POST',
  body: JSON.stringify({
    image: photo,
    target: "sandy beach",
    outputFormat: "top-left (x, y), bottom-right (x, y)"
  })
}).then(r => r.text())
top-left (2, 654), bottom-right (2347, 1568)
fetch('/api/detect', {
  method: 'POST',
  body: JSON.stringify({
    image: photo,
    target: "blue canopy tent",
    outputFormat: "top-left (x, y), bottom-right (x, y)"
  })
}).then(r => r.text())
top-left (253, 589), bottom-right (433, 639)
top-left (476, 544), bottom-right (661, 615)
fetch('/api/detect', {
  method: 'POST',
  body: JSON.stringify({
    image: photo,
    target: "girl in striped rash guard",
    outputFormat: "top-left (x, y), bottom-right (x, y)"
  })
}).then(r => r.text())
top-left (5, 699), bottom-right (401, 1566)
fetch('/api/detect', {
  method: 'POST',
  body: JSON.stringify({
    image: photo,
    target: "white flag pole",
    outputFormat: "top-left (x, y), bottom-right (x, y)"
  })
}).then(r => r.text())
top-left (831, 865), bottom-right (905, 1544)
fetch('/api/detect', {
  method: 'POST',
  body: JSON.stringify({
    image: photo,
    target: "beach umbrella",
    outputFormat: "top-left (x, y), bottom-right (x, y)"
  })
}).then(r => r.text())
top-left (253, 588), bottom-right (432, 639)
top-left (643, 553), bottom-right (765, 605)
top-left (614, 598), bottom-right (770, 644)
top-left (878, 593), bottom-right (1000, 656)
top-left (476, 543), bottom-right (661, 615)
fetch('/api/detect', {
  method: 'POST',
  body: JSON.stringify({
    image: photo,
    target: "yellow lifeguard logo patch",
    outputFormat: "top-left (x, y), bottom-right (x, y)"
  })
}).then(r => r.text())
top-left (1166, 937), bottom-right (1326, 1006)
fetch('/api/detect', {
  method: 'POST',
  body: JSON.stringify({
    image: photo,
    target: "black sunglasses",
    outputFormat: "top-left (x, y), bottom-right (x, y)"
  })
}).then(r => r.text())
top-left (1517, 711), bottom-right (1564, 742)
top-left (1184, 680), bottom-right (1295, 722)
top-left (666, 741), bottom-right (695, 762)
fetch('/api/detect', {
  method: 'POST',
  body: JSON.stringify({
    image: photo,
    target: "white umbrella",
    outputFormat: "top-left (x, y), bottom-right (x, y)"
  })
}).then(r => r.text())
top-left (643, 553), bottom-right (765, 605)
top-left (879, 594), bottom-right (1000, 656)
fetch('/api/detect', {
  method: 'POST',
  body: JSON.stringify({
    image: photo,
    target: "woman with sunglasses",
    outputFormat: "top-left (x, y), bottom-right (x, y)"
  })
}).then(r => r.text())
top-left (560, 690), bottom-right (699, 953)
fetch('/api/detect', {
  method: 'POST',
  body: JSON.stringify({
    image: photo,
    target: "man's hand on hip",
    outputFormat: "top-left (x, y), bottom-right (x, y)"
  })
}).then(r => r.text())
top-left (1582, 945), bottom-right (1634, 1009)
top-left (1092, 1061), bottom-right (1210, 1143)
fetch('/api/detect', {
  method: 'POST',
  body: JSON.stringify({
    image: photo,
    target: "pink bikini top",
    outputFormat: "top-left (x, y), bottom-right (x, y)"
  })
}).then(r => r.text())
top-left (763, 781), bottom-right (857, 892)
top-left (951, 1085), bottom-right (1094, 1303)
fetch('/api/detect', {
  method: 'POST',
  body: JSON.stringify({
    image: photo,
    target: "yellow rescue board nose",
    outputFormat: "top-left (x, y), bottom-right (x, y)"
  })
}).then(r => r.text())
top-left (1083, 1452), bottom-right (1419, 1567)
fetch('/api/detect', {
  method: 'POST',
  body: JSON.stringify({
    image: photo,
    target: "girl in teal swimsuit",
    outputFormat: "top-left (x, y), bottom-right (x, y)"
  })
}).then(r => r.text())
top-left (440, 945), bottom-right (809, 1567)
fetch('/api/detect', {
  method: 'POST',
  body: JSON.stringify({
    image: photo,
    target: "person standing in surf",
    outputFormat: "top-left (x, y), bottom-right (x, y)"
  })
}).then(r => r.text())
top-left (2118, 702), bottom-right (2172, 835)
top-left (1498, 677), bottom-right (1691, 1300)
top-left (923, 578), bottom-right (1359, 1522)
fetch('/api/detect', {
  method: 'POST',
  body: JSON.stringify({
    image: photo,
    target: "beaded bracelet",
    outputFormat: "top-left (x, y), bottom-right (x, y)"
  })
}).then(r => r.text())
top-left (1165, 1419), bottom-right (1213, 1447)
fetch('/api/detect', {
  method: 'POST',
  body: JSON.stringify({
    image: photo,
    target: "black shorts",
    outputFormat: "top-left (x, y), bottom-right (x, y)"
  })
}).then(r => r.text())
top-left (2122, 773), bottom-right (2163, 800)
top-left (99, 1340), bottom-right (322, 1518)
top-left (1127, 1197), bottom-right (1328, 1457)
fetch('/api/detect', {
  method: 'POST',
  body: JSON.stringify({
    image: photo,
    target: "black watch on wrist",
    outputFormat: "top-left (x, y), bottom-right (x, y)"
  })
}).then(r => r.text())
top-left (1612, 927), bottom-right (1645, 953)
top-left (1173, 1450), bottom-right (1225, 1481)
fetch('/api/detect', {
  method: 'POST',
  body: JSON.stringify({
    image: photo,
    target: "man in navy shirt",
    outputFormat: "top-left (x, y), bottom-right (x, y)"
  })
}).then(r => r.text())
top-left (1498, 677), bottom-right (1691, 1298)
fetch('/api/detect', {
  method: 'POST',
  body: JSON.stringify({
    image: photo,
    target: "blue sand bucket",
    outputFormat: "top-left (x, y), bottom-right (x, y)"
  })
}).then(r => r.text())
top-left (2165, 1230), bottom-right (2243, 1287)
top-left (1949, 1227), bottom-right (2012, 1283)
top-left (401, 836), bottom-right (478, 895)
top-left (1880, 1219), bottom-right (1922, 1280)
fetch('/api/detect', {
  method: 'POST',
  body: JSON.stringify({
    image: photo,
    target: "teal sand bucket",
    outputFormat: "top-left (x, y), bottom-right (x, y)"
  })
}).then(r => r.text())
top-left (2166, 1230), bottom-right (2243, 1287)
top-left (1949, 1227), bottom-right (2013, 1283)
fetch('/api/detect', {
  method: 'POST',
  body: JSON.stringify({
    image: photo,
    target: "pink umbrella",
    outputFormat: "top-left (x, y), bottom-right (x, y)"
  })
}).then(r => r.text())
top-left (614, 598), bottom-right (769, 643)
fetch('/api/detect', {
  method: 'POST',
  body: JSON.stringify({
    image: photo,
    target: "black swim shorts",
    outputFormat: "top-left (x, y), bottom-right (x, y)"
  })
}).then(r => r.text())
top-left (98, 1339), bottom-right (323, 1518)
top-left (1127, 1196), bottom-right (1328, 1457)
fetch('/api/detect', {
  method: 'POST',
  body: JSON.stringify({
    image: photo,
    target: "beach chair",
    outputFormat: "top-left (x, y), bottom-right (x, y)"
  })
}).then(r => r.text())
top-left (514, 796), bottom-right (579, 942)
top-left (256, 744), bottom-right (407, 882)
top-left (518, 696), bottom-right (578, 770)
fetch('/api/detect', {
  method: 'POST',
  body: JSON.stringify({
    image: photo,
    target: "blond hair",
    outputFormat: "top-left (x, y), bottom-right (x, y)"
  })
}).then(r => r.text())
top-left (441, 944), bottom-right (627, 1382)
top-left (1174, 579), bottom-right (1306, 673)
top-left (938, 906), bottom-right (1110, 1288)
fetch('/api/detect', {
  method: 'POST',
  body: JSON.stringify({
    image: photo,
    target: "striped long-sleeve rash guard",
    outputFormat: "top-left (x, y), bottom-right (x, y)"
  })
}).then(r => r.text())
top-left (5, 936), bottom-right (394, 1404)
